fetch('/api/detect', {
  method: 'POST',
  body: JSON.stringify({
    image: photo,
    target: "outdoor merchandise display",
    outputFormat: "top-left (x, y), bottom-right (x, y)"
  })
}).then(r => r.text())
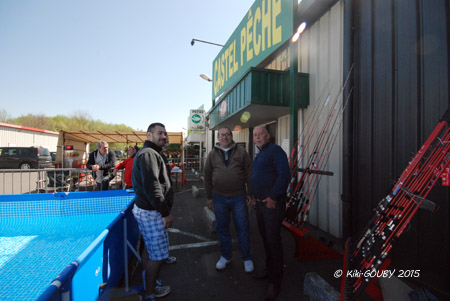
top-left (341, 109), bottom-right (450, 299)
top-left (285, 65), bottom-right (354, 227)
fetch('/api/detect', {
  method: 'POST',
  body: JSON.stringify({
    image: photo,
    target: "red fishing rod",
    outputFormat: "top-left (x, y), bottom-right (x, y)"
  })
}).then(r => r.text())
top-left (286, 82), bottom-right (334, 199)
top-left (294, 86), bottom-right (354, 225)
top-left (343, 109), bottom-right (450, 299)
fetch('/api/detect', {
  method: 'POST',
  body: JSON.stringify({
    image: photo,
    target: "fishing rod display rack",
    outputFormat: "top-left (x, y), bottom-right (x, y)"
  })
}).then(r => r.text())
top-left (340, 109), bottom-right (450, 300)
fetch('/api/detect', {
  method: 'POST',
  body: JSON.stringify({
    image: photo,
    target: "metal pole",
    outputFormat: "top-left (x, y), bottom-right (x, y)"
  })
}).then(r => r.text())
top-left (289, 0), bottom-right (299, 151)
top-left (191, 38), bottom-right (224, 47)
top-left (123, 218), bottom-right (129, 292)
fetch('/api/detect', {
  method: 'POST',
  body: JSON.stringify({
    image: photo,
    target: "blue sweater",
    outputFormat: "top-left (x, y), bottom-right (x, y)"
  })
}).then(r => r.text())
top-left (251, 142), bottom-right (290, 201)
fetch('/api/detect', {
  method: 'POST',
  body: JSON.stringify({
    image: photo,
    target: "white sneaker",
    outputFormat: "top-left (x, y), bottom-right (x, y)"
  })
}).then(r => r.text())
top-left (244, 260), bottom-right (254, 273)
top-left (215, 256), bottom-right (231, 270)
top-left (154, 285), bottom-right (171, 298)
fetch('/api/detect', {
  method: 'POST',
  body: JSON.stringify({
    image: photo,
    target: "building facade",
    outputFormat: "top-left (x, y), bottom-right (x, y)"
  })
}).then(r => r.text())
top-left (205, 0), bottom-right (449, 295)
top-left (0, 122), bottom-right (58, 152)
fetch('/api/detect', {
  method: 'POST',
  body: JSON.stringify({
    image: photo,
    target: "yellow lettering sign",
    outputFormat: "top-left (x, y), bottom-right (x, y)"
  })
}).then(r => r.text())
top-left (253, 7), bottom-right (261, 56)
top-left (272, 0), bottom-right (282, 45)
top-left (261, 0), bottom-right (271, 51)
top-left (213, 0), bottom-right (292, 98)
top-left (246, 10), bottom-right (254, 62)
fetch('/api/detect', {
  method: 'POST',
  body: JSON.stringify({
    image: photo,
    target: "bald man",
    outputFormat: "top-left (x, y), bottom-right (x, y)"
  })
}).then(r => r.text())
top-left (250, 126), bottom-right (290, 300)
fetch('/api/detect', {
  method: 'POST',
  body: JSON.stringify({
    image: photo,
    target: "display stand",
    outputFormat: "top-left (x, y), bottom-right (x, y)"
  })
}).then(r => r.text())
top-left (283, 221), bottom-right (342, 261)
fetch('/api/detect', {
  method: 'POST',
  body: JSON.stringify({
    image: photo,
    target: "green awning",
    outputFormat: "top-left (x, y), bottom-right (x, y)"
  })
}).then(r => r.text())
top-left (207, 67), bottom-right (309, 130)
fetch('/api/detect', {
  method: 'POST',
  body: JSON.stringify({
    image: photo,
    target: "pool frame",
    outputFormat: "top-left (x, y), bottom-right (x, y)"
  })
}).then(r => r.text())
top-left (0, 190), bottom-right (139, 300)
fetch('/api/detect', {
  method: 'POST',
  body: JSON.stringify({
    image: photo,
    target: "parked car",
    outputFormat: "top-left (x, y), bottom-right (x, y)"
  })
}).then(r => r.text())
top-left (114, 150), bottom-right (124, 159)
top-left (0, 146), bottom-right (53, 169)
top-left (50, 151), bottom-right (56, 163)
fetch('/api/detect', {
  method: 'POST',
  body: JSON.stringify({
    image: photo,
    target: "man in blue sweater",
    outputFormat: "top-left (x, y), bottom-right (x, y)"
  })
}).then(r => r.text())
top-left (250, 126), bottom-right (290, 300)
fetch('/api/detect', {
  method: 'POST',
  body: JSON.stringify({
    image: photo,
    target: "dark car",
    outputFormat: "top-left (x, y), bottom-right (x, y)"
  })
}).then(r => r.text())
top-left (50, 151), bottom-right (57, 163)
top-left (114, 150), bottom-right (124, 159)
top-left (0, 146), bottom-right (53, 169)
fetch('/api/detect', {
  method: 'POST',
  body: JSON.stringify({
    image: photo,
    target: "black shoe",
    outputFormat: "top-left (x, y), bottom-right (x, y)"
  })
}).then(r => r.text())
top-left (252, 270), bottom-right (269, 280)
top-left (263, 283), bottom-right (279, 300)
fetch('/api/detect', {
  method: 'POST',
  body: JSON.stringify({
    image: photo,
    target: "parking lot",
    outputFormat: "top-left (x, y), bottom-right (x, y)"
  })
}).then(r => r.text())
top-left (0, 170), bottom-right (42, 194)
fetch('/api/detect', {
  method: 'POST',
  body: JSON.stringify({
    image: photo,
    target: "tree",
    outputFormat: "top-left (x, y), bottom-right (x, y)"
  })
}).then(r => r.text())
top-left (13, 114), bottom-right (51, 129)
top-left (0, 108), bottom-right (11, 122)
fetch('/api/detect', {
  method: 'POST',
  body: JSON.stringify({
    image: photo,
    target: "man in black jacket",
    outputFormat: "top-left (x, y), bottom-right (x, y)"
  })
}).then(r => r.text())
top-left (132, 123), bottom-right (173, 300)
top-left (86, 140), bottom-right (116, 191)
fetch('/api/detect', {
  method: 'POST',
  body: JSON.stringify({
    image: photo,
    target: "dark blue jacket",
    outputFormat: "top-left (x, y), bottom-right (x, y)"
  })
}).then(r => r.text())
top-left (251, 142), bottom-right (290, 201)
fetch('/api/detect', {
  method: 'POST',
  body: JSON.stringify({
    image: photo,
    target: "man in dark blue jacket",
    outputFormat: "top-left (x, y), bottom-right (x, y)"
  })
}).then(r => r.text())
top-left (250, 126), bottom-right (290, 300)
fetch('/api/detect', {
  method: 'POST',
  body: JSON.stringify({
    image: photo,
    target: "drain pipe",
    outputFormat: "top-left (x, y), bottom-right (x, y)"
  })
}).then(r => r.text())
top-left (342, 0), bottom-right (355, 239)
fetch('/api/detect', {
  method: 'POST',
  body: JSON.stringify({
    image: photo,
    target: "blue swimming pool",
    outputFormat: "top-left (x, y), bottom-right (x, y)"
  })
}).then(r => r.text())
top-left (0, 190), bottom-right (138, 300)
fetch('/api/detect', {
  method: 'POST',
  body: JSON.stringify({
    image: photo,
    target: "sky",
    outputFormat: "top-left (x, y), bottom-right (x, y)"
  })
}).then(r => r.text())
top-left (0, 0), bottom-right (255, 133)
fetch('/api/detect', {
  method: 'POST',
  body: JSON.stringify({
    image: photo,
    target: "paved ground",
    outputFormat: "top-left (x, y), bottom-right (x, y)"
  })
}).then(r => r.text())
top-left (109, 175), bottom-right (343, 301)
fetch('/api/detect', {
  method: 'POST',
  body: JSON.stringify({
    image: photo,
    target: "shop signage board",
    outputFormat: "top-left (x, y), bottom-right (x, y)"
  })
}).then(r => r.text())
top-left (189, 109), bottom-right (206, 132)
top-left (212, 0), bottom-right (294, 99)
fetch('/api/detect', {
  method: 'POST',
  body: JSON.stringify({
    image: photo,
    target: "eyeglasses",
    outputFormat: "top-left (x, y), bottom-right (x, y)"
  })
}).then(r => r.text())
top-left (218, 133), bottom-right (231, 138)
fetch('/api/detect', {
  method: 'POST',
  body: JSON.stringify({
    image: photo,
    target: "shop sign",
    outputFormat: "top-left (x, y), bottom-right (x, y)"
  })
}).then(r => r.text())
top-left (189, 110), bottom-right (206, 132)
top-left (212, 0), bottom-right (294, 99)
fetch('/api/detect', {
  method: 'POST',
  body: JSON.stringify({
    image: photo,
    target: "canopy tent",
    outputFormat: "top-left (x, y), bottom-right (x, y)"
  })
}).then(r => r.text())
top-left (55, 130), bottom-right (184, 166)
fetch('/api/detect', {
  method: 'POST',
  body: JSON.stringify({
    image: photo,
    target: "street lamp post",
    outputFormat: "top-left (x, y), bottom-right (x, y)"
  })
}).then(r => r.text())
top-left (191, 38), bottom-right (224, 47)
top-left (191, 38), bottom-right (223, 149)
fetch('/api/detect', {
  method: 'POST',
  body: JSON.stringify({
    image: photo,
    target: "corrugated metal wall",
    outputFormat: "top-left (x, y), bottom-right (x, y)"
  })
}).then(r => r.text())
top-left (297, 1), bottom-right (344, 238)
top-left (0, 126), bottom-right (58, 151)
top-left (232, 128), bottom-right (250, 150)
top-left (347, 0), bottom-right (450, 291)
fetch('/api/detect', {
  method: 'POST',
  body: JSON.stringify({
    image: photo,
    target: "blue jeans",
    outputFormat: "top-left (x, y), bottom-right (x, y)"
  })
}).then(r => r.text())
top-left (213, 193), bottom-right (251, 261)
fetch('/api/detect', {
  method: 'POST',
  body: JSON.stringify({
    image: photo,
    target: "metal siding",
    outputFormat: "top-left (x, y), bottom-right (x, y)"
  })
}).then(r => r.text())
top-left (392, 0), bottom-right (422, 273)
top-left (316, 9), bottom-right (332, 233)
top-left (327, 2), bottom-right (344, 239)
top-left (0, 127), bottom-right (58, 151)
top-left (232, 129), bottom-right (249, 149)
top-left (354, 0), bottom-right (375, 227)
top-left (372, 0), bottom-right (394, 205)
top-left (350, 0), bottom-right (450, 291)
top-left (277, 114), bottom-right (290, 147)
top-left (298, 1), bottom-right (344, 238)
top-left (415, 0), bottom-right (449, 282)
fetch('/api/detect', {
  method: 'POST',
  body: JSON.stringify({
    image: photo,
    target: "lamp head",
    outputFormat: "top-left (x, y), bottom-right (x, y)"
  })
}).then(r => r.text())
top-left (200, 74), bottom-right (212, 82)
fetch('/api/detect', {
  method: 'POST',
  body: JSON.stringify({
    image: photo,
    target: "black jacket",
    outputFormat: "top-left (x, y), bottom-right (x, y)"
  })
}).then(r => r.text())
top-left (132, 141), bottom-right (172, 217)
top-left (86, 149), bottom-right (117, 180)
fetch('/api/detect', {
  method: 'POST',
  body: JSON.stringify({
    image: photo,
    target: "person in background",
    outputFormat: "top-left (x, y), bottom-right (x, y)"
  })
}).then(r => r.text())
top-left (249, 126), bottom-right (290, 301)
top-left (132, 123), bottom-right (173, 300)
top-left (161, 139), bottom-right (176, 264)
top-left (113, 145), bottom-right (139, 189)
top-left (87, 140), bottom-right (116, 191)
top-left (204, 126), bottom-right (254, 273)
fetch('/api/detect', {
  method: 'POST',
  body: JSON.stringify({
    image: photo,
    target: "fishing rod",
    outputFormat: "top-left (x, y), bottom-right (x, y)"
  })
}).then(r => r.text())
top-left (348, 133), bottom-right (450, 295)
top-left (298, 86), bottom-right (355, 223)
top-left (342, 109), bottom-right (450, 299)
top-left (286, 65), bottom-right (354, 224)
top-left (351, 119), bottom-right (450, 255)
top-left (287, 82), bottom-right (334, 197)
top-left (288, 82), bottom-right (354, 226)
top-left (352, 133), bottom-right (450, 264)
